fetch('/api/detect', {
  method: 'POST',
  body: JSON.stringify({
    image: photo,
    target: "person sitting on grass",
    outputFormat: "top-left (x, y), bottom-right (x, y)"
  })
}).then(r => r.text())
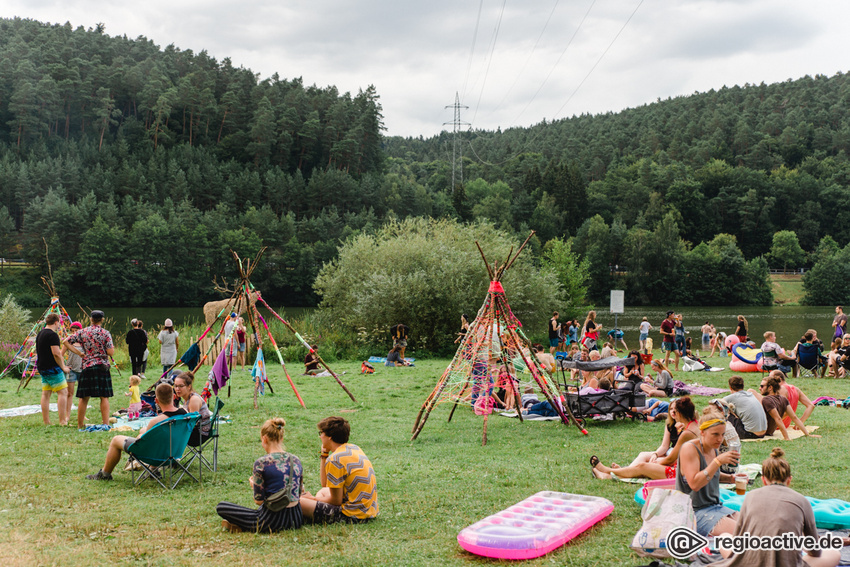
top-left (533, 343), bottom-right (557, 374)
top-left (591, 396), bottom-right (698, 481)
top-left (749, 376), bottom-right (820, 440)
top-left (771, 369), bottom-right (816, 430)
top-left (711, 447), bottom-right (841, 567)
top-left (676, 408), bottom-right (739, 537)
top-left (86, 383), bottom-right (185, 481)
top-left (640, 359), bottom-right (673, 397)
top-left (217, 417), bottom-right (303, 533)
top-left (300, 416), bottom-right (378, 524)
top-left (722, 375), bottom-right (767, 439)
top-left (304, 345), bottom-right (321, 375)
top-left (385, 345), bottom-right (408, 367)
top-left (633, 397), bottom-right (669, 421)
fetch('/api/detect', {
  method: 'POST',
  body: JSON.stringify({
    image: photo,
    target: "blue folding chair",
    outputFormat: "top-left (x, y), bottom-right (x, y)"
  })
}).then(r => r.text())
top-left (796, 343), bottom-right (825, 378)
top-left (127, 412), bottom-right (200, 489)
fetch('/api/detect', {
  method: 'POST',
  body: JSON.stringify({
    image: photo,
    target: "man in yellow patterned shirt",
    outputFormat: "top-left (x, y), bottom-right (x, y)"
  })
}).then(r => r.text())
top-left (300, 416), bottom-right (378, 524)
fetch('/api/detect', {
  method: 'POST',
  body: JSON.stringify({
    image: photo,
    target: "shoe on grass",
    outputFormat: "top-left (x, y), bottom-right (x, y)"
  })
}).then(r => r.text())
top-left (86, 470), bottom-right (113, 481)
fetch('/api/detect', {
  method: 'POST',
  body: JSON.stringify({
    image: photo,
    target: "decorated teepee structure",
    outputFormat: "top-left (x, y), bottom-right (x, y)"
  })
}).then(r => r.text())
top-left (165, 248), bottom-right (355, 409)
top-left (411, 234), bottom-right (584, 445)
top-left (1, 245), bottom-right (76, 390)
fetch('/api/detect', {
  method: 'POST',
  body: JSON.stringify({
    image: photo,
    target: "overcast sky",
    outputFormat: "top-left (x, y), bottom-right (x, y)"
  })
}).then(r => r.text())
top-left (6, 0), bottom-right (850, 137)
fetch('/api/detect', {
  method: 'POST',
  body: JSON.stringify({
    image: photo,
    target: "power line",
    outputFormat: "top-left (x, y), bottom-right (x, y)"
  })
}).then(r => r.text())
top-left (444, 93), bottom-right (470, 193)
top-left (470, 0), bottom-right (508, 126)
top-left (461, 0), bottom-right (486, 102)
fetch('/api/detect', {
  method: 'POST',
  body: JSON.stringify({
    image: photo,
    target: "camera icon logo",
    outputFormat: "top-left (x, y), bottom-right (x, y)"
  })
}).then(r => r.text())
top-left (667, 526), bottom-right (708, 559)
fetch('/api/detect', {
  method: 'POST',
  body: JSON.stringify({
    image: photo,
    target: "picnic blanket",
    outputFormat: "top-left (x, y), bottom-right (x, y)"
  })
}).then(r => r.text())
top-left (0, 403), bottom-right (77, 418)
top-left (674, 380), bottom-right (728, 396)
top-left (367, 356), bottom-right (415, 364)
top-left (742, 425), bottom-right (819, 441)
top-left (499, 411), bottom-right (560, 421)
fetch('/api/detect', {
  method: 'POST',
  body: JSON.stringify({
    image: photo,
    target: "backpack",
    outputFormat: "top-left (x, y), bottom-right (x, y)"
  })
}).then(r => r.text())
top-left (361, 361), bottom-right (375, 374)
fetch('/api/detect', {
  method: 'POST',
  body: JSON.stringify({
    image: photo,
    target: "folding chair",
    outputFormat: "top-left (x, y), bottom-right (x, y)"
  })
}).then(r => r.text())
top-left (184, 398), bottom-right (225, 476)
top-left (796, 343), bottom-right (824, 378)
top-left (761, 348), bottom-right (779, 377)
top-left (127, 412), bottom-right (200, 489)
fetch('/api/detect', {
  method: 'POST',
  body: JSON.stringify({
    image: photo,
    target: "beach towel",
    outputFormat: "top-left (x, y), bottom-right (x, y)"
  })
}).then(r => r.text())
top-left (742, 425), bottom-right (819, 441)
top-left (251, 348), bottom-right (266, 395)
top-left (0, 403), bottom-right (77, 418)
top-left (179, 342), bottom-right (201, 371)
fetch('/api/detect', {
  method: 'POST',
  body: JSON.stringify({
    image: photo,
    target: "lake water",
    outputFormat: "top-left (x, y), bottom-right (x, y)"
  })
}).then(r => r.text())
top-left (27, 304), bottom-right (837, 352)
top-left (589, 306), bottom-right (837, 351)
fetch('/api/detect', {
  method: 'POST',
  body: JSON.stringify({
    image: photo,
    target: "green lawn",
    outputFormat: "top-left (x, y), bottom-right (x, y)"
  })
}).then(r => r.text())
top-left (1, 355), bottom-right (849, 566)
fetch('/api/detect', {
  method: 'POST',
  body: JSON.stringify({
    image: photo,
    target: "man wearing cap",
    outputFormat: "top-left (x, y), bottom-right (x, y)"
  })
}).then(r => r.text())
top-left (660, 311), bottom-right (679, 370)
top-left (66, 310), bottom-right (115, 428)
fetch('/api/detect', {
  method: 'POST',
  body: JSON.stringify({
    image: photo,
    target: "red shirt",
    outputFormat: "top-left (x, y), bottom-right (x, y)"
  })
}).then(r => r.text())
top-left (660, 319), bottom-right (675, 343)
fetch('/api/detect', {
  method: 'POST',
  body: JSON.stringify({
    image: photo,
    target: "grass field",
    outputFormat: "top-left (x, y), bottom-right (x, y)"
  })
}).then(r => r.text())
top-left (771, 273), bottom-right (805, 305)
top-left (1, 354), bottom-right (849, 566)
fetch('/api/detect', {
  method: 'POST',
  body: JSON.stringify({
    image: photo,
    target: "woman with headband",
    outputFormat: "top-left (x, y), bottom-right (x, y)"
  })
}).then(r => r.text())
top-left (676, 409), bottom-right (740, 537)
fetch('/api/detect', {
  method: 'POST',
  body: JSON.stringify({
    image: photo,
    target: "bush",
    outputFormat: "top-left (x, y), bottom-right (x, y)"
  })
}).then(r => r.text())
top-left (0, 294), bottom-right (31, 374)
top-left (314, 218), bottom-right (563, 352)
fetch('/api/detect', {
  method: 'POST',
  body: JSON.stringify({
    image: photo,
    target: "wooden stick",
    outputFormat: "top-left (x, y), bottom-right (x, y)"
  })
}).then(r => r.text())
top-left (504, 230), bottom-right (535, 274)
top-left (475, 241), bottom-right (495, 281)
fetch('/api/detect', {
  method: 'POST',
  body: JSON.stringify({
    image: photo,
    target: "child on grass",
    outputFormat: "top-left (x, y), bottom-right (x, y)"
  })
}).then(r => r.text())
top-left (126, 375), bottom-right (142, 420)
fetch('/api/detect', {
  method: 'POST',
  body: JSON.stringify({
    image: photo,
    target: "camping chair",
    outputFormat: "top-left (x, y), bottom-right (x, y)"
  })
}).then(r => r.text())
top-left (796, 343), bottom-right (824, 378)
top-left (127, 412), bottom-right (200, 489)
top-left (761, 348), bottom-right (779, 376)
top-left (184, 398), bottom-right (225, 477)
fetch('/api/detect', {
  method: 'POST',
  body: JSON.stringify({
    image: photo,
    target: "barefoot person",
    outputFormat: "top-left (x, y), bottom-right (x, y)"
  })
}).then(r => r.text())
top-left (85, 383), bottom-right (185, 480)
top-left (300, 416), bottom-right (378, 524)
top-left (67, 310), bottom-right (115, 429)
top-left (36, 313), bottom-right (71, 426)
top-left (217, 417), bottom-right (304, 533)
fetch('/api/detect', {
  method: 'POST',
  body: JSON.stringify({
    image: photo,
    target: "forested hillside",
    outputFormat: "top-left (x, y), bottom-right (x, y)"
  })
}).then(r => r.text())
top-left (0, 17), bottom-right (848, 307)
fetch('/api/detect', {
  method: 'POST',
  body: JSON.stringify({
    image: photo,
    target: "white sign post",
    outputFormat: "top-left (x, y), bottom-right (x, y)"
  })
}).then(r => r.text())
top-left (610, 290), bottom-right (624, 336)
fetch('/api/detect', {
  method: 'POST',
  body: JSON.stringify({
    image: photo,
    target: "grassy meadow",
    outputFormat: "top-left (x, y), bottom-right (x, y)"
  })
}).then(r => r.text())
top-left (1, 353), bottom-right (849, 566)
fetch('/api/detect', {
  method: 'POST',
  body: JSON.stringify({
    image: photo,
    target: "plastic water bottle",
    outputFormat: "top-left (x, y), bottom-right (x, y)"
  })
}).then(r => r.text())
top-left (720, 422), bottom-right (741, 475)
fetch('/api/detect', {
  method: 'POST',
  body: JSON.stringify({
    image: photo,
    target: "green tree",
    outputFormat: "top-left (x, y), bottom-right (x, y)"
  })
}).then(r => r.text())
top-left (768, 230), bottom-right (806, 273)
top-left (314, 218), bottom-right (561, 352)
top-left (541, 238), bottom-right (590, 312)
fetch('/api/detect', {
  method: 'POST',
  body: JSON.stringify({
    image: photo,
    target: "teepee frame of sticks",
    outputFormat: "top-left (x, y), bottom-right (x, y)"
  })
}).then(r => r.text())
top-left (182, 248), bottom-right (355, 409)
top-left (411, 233), bottom-right (585, 445)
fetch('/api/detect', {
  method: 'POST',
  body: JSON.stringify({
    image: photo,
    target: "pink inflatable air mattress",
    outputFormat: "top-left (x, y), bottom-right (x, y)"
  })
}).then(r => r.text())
top-left (457, 491), bottom-right (614, 560)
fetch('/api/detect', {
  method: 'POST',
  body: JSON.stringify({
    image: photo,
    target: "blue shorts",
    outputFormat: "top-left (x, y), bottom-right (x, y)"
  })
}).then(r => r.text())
top-left (238, 342), bottom-right (246, 352)
top-left (41, 367), bottom-right (67, 392)
top-left (695, 503), bottom-right (736, 536)
top-left (66, 370), bottom-right (81, 384)
top-left (549, 338), bottom-right (559, 348)
top-left (639, 333), bottom-right (648, 342)
top-left (661, 342), bottom-right (675, 352)
top-left (702, 334), bottom-right (710, 343)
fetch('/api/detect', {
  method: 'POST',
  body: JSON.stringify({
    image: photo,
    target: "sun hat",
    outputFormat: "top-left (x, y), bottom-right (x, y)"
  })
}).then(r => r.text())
top-left (164, 318), bottom-right (173, 327)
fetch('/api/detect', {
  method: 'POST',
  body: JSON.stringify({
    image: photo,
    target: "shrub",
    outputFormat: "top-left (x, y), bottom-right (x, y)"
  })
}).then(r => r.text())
top-left (314, 218), bottom-right (562, 352)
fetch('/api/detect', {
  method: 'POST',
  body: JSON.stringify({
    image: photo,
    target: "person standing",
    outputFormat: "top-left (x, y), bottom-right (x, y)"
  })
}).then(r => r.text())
top-left (236, 317), bottom-right (247, 371)
top-left (638, 317), bottom-right (652, 352)
top-left (125, 319), bottom-right (148, 377)
top-left (734, 315), bottom-right (748, 344)
top-left (67, 310), bottom-right (115, 429)
top-left (582, 310), bottom-right (601, 351)
top-left (37, 313), bottom-right (71, 426)
top-left (832, 305), bottom-right (847, 340)
top-left (223, 312), bottom-right (238, 367)
top-left (390, 323), bottom-right (409, 360)
top-left (674, 314), bottom-right (687, 360)
top-left (61, 321), bottom-right (83, 420)
top-left (157, 318), bottom-right (179, 376)
top-left (701, 321), bottom-right (712, 346)
top-left (548, 311), bottom-right (560, 355)
top-left (660, 311), bottom-right (679, 370)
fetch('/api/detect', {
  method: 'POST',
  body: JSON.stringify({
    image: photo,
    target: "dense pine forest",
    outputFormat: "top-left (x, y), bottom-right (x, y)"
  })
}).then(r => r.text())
top-left (1, 17), bottom-right (849, 307)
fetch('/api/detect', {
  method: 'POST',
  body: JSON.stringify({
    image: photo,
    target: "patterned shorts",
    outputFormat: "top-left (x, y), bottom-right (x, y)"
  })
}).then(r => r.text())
top-left (310, 501), bottom-right (372, 525)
